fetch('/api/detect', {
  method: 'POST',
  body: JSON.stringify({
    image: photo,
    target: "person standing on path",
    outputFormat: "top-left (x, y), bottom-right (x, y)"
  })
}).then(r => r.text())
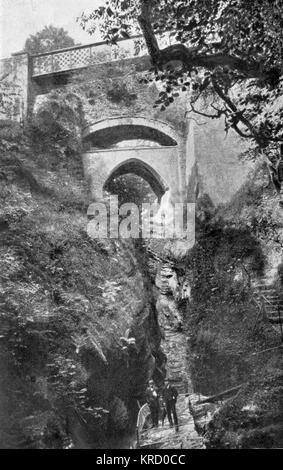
top-left (162, 378), bottom-right (179, 431)
top-left (145, 379), bottom-right (159, 428)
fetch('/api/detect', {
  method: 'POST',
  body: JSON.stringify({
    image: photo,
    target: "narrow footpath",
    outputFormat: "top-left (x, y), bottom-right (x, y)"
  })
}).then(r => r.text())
top-left (139, 328), bottom-right (205, 449)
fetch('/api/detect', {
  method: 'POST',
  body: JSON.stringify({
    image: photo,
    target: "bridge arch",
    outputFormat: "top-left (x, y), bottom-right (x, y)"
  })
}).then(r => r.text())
top-left (83, 116), bottom-right (179, 148)
top-left (82, 116), bottom-right (181, 202)
top-left (103, 158), bottom-right (168, 200)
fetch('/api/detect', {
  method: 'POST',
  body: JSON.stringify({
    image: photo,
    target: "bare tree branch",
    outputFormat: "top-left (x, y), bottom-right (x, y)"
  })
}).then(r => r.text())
top-left (189, 102), bottom-right (225, 120)
top-left (211, 78), bottom-right (263, 143)
top-left (159, 44), bottom-right (264, 79)
top-left (230, 123), bottom-right (253, 139)
top-left (138, 0), bottom-right (160, 64)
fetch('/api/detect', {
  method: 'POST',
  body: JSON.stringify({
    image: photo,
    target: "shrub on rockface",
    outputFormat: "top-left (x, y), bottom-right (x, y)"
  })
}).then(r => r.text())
top-left (108, 397), bottom-right (129, 434)
top-left (184, 217), bottom-right (269, 395)
top-left (189, 223), bottom-right (265, 302)
top-left (105, 174), bottom-right (156, 207)
top-left (29, 90), bottom-right (84, 174)
top-left (0, 120), bottom-right (25, 150)
top-left (204, 368), bottom-right (283, 449)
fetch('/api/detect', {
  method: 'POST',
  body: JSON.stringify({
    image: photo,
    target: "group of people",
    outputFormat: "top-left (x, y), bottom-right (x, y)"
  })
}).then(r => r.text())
top-left (145, 378), bottom-right (179, 431)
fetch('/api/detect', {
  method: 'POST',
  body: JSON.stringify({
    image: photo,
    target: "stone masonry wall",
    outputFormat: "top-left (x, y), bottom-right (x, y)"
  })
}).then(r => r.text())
top-left (0, 53), bottom-right (30, 123)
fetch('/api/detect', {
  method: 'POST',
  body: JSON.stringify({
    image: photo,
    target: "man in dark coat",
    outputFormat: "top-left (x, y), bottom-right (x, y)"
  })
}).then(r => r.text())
top-left (278, 146), bottom-right (283, 206)
top-left (145, 379), bottom-right (159, 428)
top-left (162, 378), bottom-right (179, 431)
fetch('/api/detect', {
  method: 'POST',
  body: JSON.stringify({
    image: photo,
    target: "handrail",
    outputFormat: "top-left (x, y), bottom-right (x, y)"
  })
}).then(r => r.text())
top-left (136, 403), bottom-right (150, 448)
top-left (31, 34), bottom-right (148, 77)
top-left (83, 146), bottom-right (177, 153)
top-left (195, 383), bottom-right (245, 404)
top-left (30, 34), bottom-right (174, 77)
top-left (31, 34), bottom-right (143, 58)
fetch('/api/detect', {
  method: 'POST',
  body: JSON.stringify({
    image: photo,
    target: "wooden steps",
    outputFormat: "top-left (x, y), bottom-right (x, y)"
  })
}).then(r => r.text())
top-left (253, 280), bottom-right (283, 337)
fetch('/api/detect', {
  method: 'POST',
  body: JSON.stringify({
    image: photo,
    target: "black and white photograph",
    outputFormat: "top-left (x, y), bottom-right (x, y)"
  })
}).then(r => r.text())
top-left (0, 0), bottom-right (282, 451)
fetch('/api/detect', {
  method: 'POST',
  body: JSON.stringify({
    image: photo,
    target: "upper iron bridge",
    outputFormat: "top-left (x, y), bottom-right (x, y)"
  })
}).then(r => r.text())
top-left (31, 35), bottom-right (168, 77)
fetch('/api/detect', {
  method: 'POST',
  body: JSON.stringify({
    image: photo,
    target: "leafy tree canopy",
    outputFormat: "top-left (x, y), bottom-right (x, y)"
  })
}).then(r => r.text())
top-left (79, 0), bottom-right (282, 165)
top-left (24, 25), bottom-right (76, 55)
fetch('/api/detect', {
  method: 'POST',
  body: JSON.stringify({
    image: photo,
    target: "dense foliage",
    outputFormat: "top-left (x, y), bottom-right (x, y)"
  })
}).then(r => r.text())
top-left (105, 173), bottom-right (156, 206)
top-left (24, 25), bottom-right (76, 55)
top-left (79, 0), bottom-right (282, 163)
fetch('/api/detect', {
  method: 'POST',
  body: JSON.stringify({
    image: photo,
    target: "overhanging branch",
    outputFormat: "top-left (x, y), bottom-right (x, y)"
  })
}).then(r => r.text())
top-left (137, 2), bottom-right (279, 81)
top-left (211, 77), bottom-right (262, 143)
top-left (189, 102), bottom-right (225, 120)
top-left (159, 44), bottom-right (260, 78)
top-left (138, 0), bottom-right (161, 64)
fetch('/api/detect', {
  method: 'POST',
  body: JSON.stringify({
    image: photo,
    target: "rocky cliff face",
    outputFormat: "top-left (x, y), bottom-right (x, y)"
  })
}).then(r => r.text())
top-left (0, 118), bottom-right (164, 449)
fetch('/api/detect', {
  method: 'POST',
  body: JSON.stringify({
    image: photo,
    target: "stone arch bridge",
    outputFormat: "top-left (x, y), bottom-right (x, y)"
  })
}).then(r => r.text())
top-left (82, 116), bottom-right (181, 201)
top-left (1, 38), bottom-right (250, 205)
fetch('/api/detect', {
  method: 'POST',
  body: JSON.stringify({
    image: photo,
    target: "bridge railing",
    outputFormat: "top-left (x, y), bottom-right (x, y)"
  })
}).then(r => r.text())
top-left (31, 35), bottom-right (172, 77)
top-left (31, 36), bottom-right (147, 77)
